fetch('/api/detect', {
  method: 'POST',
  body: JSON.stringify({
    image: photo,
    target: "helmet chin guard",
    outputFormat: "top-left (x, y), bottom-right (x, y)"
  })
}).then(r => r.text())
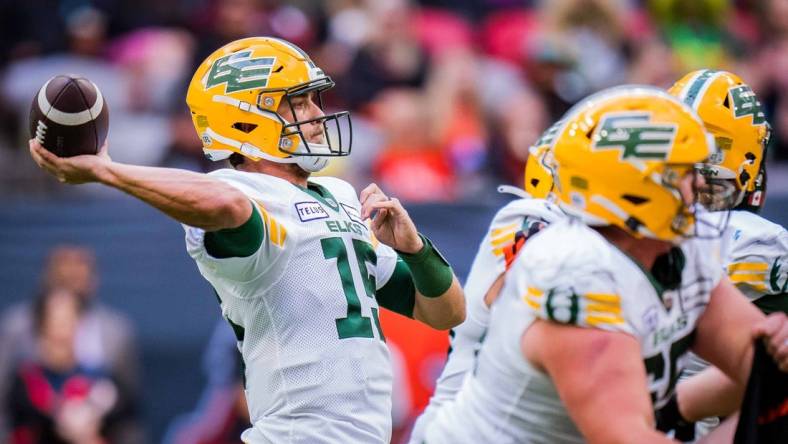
top-left (292, 141), bottom-right (331, 172)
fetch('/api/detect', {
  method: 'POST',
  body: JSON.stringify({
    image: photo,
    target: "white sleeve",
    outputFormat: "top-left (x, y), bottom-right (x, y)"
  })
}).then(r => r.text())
top-left (727, 228), bottom-right (788, 298)
top-left (517, 222), bottom-right (636, 336)
top-left (374, 242), bottom-right (399, 290)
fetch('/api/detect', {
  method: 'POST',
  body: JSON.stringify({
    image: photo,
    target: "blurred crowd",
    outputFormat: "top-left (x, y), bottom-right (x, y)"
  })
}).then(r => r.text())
top-left (0, 243), bottom-right (451, 444)
top-left (0, 246), bottom-right (143, 443)
top-left (2, 0), bottom-right (788, 202)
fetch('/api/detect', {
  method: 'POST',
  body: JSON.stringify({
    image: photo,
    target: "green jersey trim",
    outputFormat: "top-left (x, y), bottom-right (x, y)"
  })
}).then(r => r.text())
top-left (376, 259), bottom-right (416, 318)
top-left (297, 181), bottom-right (341, 212)
top-left (204, 203), bottom-right (264, 258)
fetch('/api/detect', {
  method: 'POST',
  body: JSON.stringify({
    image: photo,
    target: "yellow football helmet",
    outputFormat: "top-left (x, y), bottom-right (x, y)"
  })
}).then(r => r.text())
top-left (551, 85), bottom-right (715, 243)
top-left (524, 144), bottom-right (556, 199)
top-left (186, 37), bottom-right (351, 172)
top-left (669, 69), bottom-right (770, 209)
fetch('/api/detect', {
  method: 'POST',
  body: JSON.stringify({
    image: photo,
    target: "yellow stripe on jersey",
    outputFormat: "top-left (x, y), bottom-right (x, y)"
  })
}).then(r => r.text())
top-left (728, 262), bottom-right (769, 273)
top-left (491, 223), bottom-right (519, 237)
top-left (728, 262), bottom-right (768, 288)
top-left (583, 293), bottom-right (624, 327)
top-left (585, 293), bottom-right (621, 304)
top-left (523, 286), bottom-right (544, 310)
top-left (253, 201), bottom-right (287, 247)
top-left (586, 314), bottom-right (625, 327)
top-left (730, 273), bottom-right (767, 282)
top-left (491, 233), bottom-right (516, 247)
top-left (492, 244), bottom-right (515, 257)
top-left (586, 303), bottom-right (622, 316)
top-left (490, 223), bottom-right (517, 257)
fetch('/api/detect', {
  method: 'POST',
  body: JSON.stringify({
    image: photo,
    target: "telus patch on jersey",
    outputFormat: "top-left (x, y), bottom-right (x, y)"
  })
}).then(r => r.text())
top-left (295, 202), bottom-right (329, 222)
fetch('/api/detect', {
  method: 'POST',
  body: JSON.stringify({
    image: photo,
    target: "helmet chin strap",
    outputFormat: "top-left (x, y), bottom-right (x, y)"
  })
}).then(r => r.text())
top-left (286, 137), bottom-right (331, 173)
top-left (295, 156), bottom-right (329, 173)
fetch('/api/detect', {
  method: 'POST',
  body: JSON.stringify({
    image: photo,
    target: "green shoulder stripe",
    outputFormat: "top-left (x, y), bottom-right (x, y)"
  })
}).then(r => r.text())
top-left (204, 203), bottom-right (264, 258)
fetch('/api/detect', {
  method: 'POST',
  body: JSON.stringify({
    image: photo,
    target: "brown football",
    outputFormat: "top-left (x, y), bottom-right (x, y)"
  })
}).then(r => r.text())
top-left (29, 74), bottom-right (109, 157)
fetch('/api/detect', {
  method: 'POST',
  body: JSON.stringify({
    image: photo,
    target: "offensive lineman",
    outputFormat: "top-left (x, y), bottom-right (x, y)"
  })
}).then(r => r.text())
top-left (29, 37), bottom-right (466, 443)
top-left (407, 139), bottom-right (564, 443)
top-left (424, 86), bottom-right (788, 443)
top-left (659, 70), bottom-right (788, 439)
top-left (669, 69), bottom-right (786, 316)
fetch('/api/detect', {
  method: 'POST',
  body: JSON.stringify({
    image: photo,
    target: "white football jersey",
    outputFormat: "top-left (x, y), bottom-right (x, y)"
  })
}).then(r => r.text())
top-left (722, 210), bottom-right (787, 303)
top-left (425, 218), bottom-right (723, 444)
top-left (683, 210), bottom-right (787, 440)
top-left (408, 197), bottom-right (562, 444)
top-left (685, 210), bottom-right (787, 375)
top-left (183, 169), bottom-right (398, 443)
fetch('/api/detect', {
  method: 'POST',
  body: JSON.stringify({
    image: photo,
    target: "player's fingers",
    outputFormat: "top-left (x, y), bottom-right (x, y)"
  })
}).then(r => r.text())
top-left (369, 199), bottom-right (406, 220)
top-left (765, 319), bottom-right (788, 357)
top-left (29, 144), bottom-right (45, 167)
top-left (30, 145), bottom-right (57, 172)
top-left (388, 197), bottom-right (406, 217)
top-left (752, 312), bottom-right (784, 340)
top-left (362, 193), bottom-right (389, 219)
top-left (372, 208), bottom-right (388, 231)
top-left (360, 183), bottom-right (383, 206)
top-left (775, 334), bottom-right (788, 372)
top-left (33, 142), bottom-right (65, 167)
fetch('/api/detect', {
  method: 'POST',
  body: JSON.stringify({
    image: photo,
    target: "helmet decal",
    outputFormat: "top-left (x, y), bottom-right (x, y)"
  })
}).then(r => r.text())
top-left (729, 85), bottom-right (767, 125)
top-left (592, 112), bottom-right (677, 161)
top-left (204, 51), bottom-right (276, 93)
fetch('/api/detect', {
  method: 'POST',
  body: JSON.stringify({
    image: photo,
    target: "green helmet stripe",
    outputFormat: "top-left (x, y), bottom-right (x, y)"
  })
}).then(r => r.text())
top-left (681, 69), bottom-right (719, 110)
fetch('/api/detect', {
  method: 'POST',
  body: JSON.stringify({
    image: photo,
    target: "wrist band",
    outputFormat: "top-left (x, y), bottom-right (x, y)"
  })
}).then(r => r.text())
top-left (397, 234), bottom-right (454, 298)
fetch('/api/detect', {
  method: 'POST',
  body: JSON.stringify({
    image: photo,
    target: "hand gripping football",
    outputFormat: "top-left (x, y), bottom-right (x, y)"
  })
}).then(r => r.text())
top-left (29, 74), bottom-right (109, 157)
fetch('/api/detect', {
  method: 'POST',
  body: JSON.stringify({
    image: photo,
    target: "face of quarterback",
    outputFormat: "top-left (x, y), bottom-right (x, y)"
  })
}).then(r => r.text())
top-left (278, 92), bottom-right (326, 145)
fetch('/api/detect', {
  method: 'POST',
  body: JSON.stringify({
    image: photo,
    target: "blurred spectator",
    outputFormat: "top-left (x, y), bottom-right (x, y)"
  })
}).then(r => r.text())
top-left (520, 33), bottom-right (576, 123)
top-left (424, 48), bottom-right (489, 195)
top-left (340, 0), bottom-right (429, 110)
top-left (189, 0), bottom-right (270, 71)
top-left (648, 0), bottom-right (738, 72)
top-left (490, 89), bottom-right (549, 186)
top-left (163, 319), bottom-right (249, 444)
top-left (0, 6), bottom-right (175, 197)
top-left (0, 245), bottom-right (144, 443)
top-left (370, 88), bottom-right (456, 201)
top-left (6, 287), bottom-right (128, 444)
top-left (627, 37), bottom-right (678, 87)
top-left (1, 0), bottom-right (788, 196)
top-left (161, 107), bottom-right (220, 172)
top-left (538, 0), bottom-right (631, 100)
top-left (753, 37), bottom-right (788, 162)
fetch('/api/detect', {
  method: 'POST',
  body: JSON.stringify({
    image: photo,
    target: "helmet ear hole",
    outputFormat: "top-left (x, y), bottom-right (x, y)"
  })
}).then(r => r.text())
top-left (585, 126), bottom-right (596, 140)
top-left (722, 95), bottom-right (730, 109)
top-left (530, 178), bottom-right (540, 188)
top-left (622, 194), bottom-right (650, 205)
top-left (232, 122), bottom-right (258, 133)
